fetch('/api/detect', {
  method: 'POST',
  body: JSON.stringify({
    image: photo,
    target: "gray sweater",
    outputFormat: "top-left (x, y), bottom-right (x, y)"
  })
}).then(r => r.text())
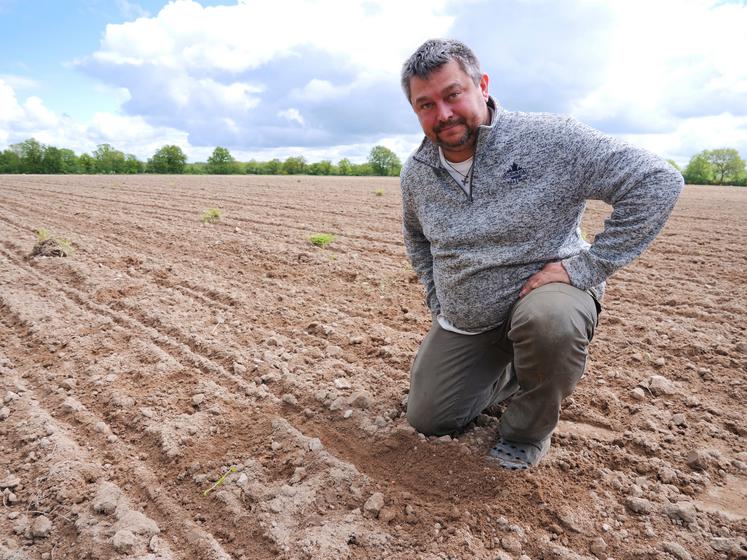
top-left (400, 98), bottom-right (683, 332)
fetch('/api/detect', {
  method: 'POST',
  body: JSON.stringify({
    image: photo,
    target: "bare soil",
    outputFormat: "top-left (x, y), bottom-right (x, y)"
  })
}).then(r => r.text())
top-left (0, 175), bottom-right (744, 560)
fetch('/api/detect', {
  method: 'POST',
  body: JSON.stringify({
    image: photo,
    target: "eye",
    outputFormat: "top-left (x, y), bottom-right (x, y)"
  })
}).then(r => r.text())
top-left (420, 102), bottom-right (434, 110)
top-left (448, 92), bottom-right (460, 100)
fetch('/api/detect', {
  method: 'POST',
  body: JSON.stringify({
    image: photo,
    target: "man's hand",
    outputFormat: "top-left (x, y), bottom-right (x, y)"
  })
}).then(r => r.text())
top-left (519, 261), bottom-right (571, 298)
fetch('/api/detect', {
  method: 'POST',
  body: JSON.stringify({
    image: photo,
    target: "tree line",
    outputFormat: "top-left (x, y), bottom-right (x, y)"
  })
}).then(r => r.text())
top-left (673, 148), bottom-right (746, 186)
top-left (2, 138), bottom-right (745, 185)
top-left (0, 139), bottom-right (402, 177)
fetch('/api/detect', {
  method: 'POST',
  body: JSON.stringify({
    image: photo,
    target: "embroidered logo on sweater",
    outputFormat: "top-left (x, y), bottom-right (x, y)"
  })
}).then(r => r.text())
top-left (503, 162), bottom-right (527, 185)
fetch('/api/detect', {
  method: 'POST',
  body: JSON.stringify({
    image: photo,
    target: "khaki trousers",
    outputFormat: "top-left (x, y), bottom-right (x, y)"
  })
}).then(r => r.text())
top-left (406, 283), bottom-right (599, 443)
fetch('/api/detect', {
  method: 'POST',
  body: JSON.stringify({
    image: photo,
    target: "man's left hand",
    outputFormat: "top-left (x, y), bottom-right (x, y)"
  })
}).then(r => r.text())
top-left (519, 261), bottom-right (571, 298)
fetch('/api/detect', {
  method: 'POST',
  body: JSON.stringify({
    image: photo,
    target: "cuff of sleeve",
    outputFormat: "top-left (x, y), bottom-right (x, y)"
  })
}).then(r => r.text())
top-left (561, 252), bottom-right (598, 291)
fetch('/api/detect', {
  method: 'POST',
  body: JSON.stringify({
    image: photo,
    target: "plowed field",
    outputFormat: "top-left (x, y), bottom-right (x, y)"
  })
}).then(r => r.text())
top-left (0, 175), bottom-right (745, 560)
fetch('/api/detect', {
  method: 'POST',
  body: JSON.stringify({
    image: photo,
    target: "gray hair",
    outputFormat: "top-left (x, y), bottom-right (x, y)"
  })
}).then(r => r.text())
top-left (401, 39), bottom-right (482, 102)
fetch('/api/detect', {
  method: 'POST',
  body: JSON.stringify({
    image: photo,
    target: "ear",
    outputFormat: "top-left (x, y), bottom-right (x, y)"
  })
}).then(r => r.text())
top-left (479, 73), bottom-right (489, 101)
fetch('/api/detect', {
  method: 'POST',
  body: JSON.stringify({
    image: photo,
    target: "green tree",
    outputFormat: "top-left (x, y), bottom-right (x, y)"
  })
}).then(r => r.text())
top-left (148, 145), bottom-right (187, 174)
top-left (351, 162), bottom-right (373, 176)
top-left (93, 144), bottom-right (126, 174)
top-left (184, 162), bottom-right (207, 174)
top-left (282, 156), bottom-right (306, 175)
top-left (244, 159), bottom-right (261, 174)
top-left (704, 148), bottom-right (745, 185)
top-left (12, 138), bottom-right (44, 173)
top-left (59, 149), bottom-right (80, 174)
top-left (264, 159), bottom-right (282, 175)
top-left (207, 146), bottom-right (238, 174)
top-left (683, 153), bottom-right (713, 185)
top-left (337, 158), bottom-right (353, 176)
top-left (308, 160), bottom-right (333, 175)
top-left (124, 154), bottom-right (144, 174)
top-left (368, 145), bottom-right (401, 176)
top-left (40, 145), bottom-right (63, 174)
top-left (79, 153), bottom-right (97, 174)
top-left (0, 149), bottom-right (22, 173)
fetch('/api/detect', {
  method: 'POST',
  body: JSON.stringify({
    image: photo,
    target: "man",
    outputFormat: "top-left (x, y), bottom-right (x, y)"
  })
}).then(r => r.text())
top-left (399, 39), bottom-right (683, 470)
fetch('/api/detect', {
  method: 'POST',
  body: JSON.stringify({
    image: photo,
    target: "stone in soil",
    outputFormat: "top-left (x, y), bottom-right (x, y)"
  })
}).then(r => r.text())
top-left (113, 509), bottom-right (159, 537)
top-left (665, 501), bottom-right (697, 524)
top-left (625, 496), bottom-right (653, 514)
top-left (349, 391), bottom-right (372, 409)
top-left (363, 492), bottom-right (385, 518)
top-left (31, 516), bottom-right (52, 538)
top-left (590, 536), bottom-right (607, 558)
top-left (686, 449), bottom-right (710, 470)
top-left (500, 535), bottom-right (522, 554)
top-left (647, 375), bottom-right (676, 396)
top-left (112, 529), bottom-right (136, 553)
top-left (93, 482), bottom-right (121, 514)
top-left (0, 475), bottom-right (20, 489)
top-left (662, 541), bottom-right (692, 560)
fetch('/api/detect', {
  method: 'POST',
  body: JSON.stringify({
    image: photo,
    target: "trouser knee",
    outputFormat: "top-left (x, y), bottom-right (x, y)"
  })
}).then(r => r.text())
top-left (406, 397), bottom-right (465, 436)
top-left (509, 286), bottom-right (596, 394)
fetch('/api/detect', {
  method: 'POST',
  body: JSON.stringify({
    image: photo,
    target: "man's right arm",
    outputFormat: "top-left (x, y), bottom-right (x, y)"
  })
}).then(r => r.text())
top-left (401, 176), bottom-right (440, 315)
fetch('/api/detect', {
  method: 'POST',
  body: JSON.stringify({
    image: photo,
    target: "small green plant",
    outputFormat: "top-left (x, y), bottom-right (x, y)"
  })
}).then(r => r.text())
top-left (201, 207), bottom-right (221, 224)
top-left (31, 228), bottom-right (73, 257)
top-left (309, 233), bottom-right (335, 248)
top-left (373, 188), bottom-right (385, 196)
top-left (57, 238), bottom-right (74, 255)
top-left (203, 466), bottom-right (237, 496)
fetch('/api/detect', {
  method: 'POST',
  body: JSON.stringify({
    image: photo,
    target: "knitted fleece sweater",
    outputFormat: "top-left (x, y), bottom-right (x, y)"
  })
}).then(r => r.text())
top-left (400, 98), bottom-right (683, 332)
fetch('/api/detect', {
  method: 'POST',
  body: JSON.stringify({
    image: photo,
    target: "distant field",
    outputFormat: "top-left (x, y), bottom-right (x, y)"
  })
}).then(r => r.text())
top-left (0, 175), bottom-right (744, 559)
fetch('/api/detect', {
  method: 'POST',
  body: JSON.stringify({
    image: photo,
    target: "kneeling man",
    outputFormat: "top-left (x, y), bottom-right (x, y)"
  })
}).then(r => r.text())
top-left (399, 39), bottom-right (683, 469)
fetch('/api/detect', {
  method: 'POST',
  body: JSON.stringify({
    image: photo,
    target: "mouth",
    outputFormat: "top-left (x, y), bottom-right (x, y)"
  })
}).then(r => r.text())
top-left (434, 120), bottom-right (466, 134)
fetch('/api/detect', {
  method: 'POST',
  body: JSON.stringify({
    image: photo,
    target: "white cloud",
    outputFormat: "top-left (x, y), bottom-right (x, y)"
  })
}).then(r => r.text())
top-left (570, 0), bottom-right (747, 132)
top-left (0, 78), bottom-right (188, 159)
top-left (116, 0), bottom-right (149, 20)
top-left (0, 74), bottom-right (39, 91)
top-left (89, 0), bottom-right (452, 76)
top-left (277, 108), bottom-right (305, 126)
top-left (93, 83), bottom-right (132, 105)
top-left (620, 113), bottom-right (747, 167)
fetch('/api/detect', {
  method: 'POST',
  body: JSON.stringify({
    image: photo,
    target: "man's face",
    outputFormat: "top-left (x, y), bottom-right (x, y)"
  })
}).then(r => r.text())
top-left (408, 60), bottom-right (489, 161)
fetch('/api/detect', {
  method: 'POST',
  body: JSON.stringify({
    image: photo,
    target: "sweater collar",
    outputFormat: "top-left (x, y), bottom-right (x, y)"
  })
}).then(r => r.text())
top-left (412, 96), bottom-right (503, 168)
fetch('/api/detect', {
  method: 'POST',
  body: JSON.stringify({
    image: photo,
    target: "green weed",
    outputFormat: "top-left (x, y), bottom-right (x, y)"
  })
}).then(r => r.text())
top-left (309, 233), bottom-right (335, 248)
top-left (57, 238), bottom-right (74, 255)
top-left (373, 188), bottom-right (385, 196)
top-left (203, 466), bottom-right (237, 497)
top-left (31, 228), bottom-right (73, 257)
top-left (201, 207), bottom-right (221, 224)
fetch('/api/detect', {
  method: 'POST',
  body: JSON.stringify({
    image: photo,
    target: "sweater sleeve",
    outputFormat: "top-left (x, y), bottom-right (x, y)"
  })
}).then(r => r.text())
top-left (560, 119), bottom-right (684, 290)
top-left (401, 168), bottom-right (440, 315)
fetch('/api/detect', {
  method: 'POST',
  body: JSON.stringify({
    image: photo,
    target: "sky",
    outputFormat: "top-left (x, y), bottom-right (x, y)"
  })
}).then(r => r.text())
top-left (1, 0), bottom-right (746, 166)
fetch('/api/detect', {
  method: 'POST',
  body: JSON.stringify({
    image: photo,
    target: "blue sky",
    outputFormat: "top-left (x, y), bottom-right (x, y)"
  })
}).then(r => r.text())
top-left (1, 0), bottom-right (746, 165)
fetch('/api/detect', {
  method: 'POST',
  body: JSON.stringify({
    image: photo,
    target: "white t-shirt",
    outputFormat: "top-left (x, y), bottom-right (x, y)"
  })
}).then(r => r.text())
top-left (438, 147), bottom-right (473, 197)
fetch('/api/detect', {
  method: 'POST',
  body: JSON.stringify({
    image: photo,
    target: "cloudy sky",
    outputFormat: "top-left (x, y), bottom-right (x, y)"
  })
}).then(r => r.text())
top-left (1, 0), bottom-right (746, 165)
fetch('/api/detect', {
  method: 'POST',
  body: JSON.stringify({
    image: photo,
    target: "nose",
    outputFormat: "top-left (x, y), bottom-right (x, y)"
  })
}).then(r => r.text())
top-left (435, 101), bottom-right (453, 122)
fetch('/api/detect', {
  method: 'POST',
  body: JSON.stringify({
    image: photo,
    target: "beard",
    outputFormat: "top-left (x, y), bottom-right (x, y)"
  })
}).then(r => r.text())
top-left (433, 118), bottom-right (477, 149)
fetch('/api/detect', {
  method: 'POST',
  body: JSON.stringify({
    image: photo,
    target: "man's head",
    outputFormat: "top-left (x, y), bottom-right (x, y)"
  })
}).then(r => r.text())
top-left (401, 39), bottom-right (490, 161)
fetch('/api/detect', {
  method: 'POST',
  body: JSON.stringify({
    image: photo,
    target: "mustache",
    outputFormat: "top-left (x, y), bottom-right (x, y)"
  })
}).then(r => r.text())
top-left (433, 118), bottom-right (467, 133)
